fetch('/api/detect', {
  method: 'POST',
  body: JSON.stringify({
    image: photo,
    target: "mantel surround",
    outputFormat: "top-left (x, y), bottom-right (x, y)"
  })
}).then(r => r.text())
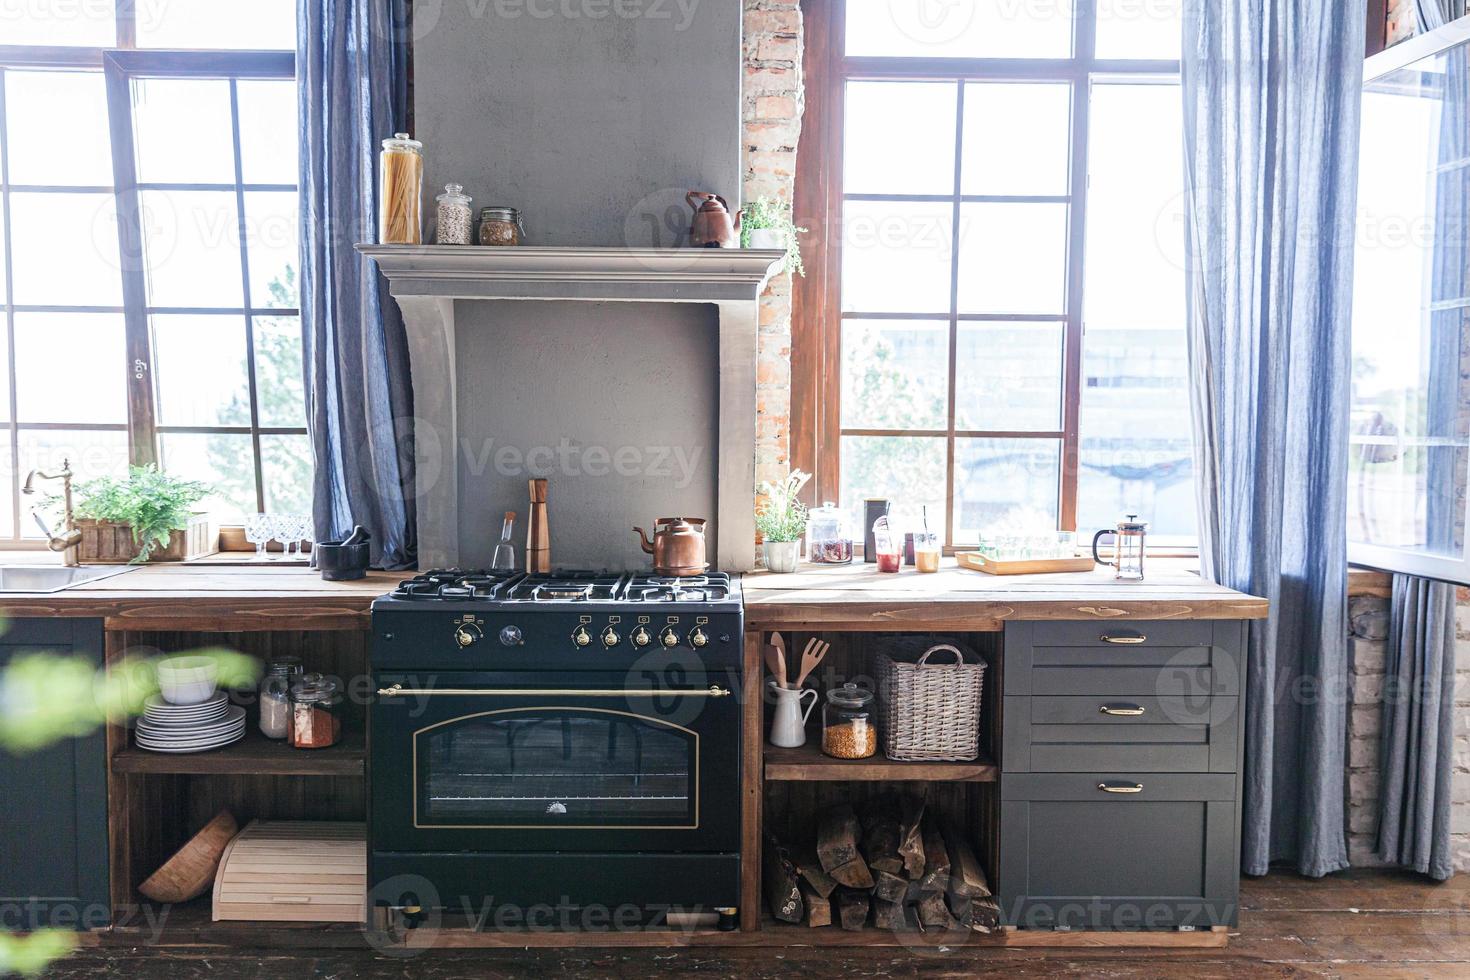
top-left (356, 245), bottom-right (786, 571)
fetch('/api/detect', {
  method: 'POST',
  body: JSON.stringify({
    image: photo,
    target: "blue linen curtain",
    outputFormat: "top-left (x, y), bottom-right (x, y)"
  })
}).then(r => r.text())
top-left (1181, 2), bottom-right (1365, 876)
top-left (298, 0), bottom-right (417, 568)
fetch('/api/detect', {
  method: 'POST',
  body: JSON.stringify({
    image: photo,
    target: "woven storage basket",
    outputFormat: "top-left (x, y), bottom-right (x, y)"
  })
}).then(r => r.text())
top-left (877, 641), bottom-right (986, 761)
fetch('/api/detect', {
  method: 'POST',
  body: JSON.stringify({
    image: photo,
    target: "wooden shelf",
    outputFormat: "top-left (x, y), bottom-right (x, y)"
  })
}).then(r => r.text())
top-left (111, 727), bottom-right (365, 777)
top-left (763, 742), bottom-right (997, 782)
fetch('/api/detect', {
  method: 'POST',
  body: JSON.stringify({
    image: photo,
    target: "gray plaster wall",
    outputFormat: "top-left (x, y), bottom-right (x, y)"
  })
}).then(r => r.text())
top-left (455, 300), bottom-right (719, 569)
top-left (413, 1), bottom-right (743, 247)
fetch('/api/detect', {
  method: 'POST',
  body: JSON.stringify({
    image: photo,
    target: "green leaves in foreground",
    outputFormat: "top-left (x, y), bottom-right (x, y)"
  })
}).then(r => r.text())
top-left (0, 929), bottom-right (76, 976)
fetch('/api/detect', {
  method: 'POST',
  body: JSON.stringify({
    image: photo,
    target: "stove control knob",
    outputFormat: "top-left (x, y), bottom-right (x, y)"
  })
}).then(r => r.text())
top-left (600, 626), bottom-right (621, 648)
top-left (572, 625), bottom-right (592, 648)
top-left (660, 626), bottom-right (681, 648)
top-left (454, 623), bottom-right (483, 648)
top-left (689, 626), bottom-right (709, 648)
top-left (632, 626), bottom-right (652, 648)
top-left (499, 625), bottom-right (523, 647)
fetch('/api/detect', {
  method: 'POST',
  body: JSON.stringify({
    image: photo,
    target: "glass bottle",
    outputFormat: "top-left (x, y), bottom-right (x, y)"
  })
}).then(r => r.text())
top-left (435, 183), bottom-right (474, 245)
top-left (258, 656), bottom-right (304, 739)
top-left (378, 133), bottom-right (424, 244)
top-left (289, 673), bottom-right (344, 750)
top-left (821, 683), bottom-right (877, 759)
top-left (806, 501), bottom-right (853, 564)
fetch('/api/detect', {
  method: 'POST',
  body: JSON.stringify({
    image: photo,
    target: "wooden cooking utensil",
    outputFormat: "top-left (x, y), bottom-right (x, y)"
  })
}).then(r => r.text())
top-left (765, 633), bottom-right (788, 688)
top-left (793, 637), bottom-right (831, 689)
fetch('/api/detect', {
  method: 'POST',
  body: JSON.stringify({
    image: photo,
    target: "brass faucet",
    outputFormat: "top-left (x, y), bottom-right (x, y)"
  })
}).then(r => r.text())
top-left (22, 459), bottom-right (83, 567)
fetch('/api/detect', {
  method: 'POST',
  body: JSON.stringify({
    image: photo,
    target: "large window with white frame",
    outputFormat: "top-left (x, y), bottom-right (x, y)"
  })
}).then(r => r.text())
top-left (0, 0), bottom-right (305, 543)
top-left (799, 0), bottom-right (1196, 549)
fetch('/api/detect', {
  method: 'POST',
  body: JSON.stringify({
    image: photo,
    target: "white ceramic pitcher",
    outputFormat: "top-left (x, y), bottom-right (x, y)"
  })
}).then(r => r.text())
top-left (767, 678), bottom-right (819, 748)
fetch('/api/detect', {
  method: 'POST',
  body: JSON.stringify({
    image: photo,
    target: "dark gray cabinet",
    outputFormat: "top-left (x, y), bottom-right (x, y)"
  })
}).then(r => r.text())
top-left (999, 620), bottom-right (1246, 931)
top-left (0, 618), bottom-right (109, 929)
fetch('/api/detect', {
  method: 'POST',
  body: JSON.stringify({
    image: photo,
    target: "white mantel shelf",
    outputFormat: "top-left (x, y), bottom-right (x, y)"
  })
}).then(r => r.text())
top-left (356, 244), bottom-right (787, 572)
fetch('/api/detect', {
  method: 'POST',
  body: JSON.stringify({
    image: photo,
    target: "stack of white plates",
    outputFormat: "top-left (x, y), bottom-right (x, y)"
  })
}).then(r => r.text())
top-left (135, 692), bottom-right (246, 753)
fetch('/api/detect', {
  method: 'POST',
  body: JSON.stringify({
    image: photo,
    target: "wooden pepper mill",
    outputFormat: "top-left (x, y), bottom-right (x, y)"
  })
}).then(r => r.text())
top-left (526, 478), bottom-right (550, 573)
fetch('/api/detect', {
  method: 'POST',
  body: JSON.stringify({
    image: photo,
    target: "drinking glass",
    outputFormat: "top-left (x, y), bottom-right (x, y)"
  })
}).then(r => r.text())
top-left (244, 513), bottom-right (273, 561)
top-left (293, 515), bottom-right (314, 559)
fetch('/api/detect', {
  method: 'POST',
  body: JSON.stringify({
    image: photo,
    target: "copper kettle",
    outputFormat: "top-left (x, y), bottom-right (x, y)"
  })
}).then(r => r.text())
top-left (686, 191), bottom-right (742, 248)
top-left (634, 517), bottom-right (709, 576)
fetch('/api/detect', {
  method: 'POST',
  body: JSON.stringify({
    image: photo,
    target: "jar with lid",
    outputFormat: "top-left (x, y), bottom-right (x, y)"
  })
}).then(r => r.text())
top-left (289, 673), bottom-right (344, 750)
top-left (258, 656), bottom-right (304, 739)
top-left (806, 501), bottom-right (853, 564)
top-left (479, 207), bottom-right (526, 246)
top-left (378, 133), bottom-right (423, 244)
top-left (821, 683), bottom-right (877, 759)
top-left (435, 183), bottom-right (474, 245)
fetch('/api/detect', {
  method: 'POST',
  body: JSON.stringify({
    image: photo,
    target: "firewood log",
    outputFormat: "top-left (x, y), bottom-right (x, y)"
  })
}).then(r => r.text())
top-left (818, 804), bottom-right (874, 889)
top-left (835, 887), bottom-right (870, 931)
top-left (919, 815), bottom-right (951, 892)
top-left (798, 879), bottom-right (832, 927)
top-left (795, 849), bottom-right (838, 899)
top-left (872, 869), bottom-right (908, 903)
top-left (871, 897), bottom-right (911, 931)
top-left (915, 889), bottom-right (956, 929)
top-left (948, 892), bottom-right (1002, 932)
top-left (941, 821), bottom-right (992, 901)
top-left (898, 795), bottom-right (926, 880)
top-left (763, 834), bottom-right (803, 924)
top-left (859, 795), bottom-right (904, 875)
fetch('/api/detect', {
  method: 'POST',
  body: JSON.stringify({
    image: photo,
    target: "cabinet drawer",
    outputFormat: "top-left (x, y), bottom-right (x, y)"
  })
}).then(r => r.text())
top-left (1004, 621), bottom-right (1244, 697)
top-left (998, 773), bottom-right (1239, 930)
top-left (1004, 696), bottom-right (1240, 773)
top-left (1028, 621), bottom-right (1215, 648)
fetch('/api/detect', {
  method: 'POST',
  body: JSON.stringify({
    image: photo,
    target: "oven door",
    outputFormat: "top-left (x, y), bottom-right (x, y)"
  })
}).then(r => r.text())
top-left (370, 669), bottom-right (741, 853)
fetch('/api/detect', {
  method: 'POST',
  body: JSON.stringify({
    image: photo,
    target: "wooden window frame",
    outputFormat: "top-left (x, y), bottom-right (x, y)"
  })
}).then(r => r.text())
top-left (0, 10), bottom-right (300, 544)
top-left (793, 0), bottom-right (1183, 550)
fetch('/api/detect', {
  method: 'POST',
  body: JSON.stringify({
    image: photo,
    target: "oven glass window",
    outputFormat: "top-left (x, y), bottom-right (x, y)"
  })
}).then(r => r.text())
top-left (415, 708), bottom-right (698, 827)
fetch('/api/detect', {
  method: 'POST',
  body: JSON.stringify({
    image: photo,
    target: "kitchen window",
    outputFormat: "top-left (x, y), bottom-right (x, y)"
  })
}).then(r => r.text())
top-left (794, 0), bottom-right (1197, 548)
top-left (0, 1), bottom-right (305, 541)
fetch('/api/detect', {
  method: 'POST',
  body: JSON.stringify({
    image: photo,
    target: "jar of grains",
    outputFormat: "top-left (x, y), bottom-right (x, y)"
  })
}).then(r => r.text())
top-left (821, 683), bottom-right (877, 759)
top-left (258, 656), bottom-right (304, 740)
top-left (435, 183), bottom-right (474, 245)
top-left (288, 673), bottom-right (344, 750)
top-left (478, 206), bottom-right (526, 246)
top-left (378, 133), bottom-right (423, 244)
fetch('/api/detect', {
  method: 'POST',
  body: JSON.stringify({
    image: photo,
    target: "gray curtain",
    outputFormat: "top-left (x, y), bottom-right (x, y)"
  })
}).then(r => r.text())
top-left (1181, 2), bottom-right (1365, 877)
top-left (298, 0), bottom-right (417, 568)
top-left (1415, 0), bottom-right (1466, 32)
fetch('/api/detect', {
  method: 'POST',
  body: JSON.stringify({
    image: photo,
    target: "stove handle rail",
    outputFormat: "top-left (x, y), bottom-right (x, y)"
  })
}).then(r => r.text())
top-left (375, 684), bottom-right (734, 698)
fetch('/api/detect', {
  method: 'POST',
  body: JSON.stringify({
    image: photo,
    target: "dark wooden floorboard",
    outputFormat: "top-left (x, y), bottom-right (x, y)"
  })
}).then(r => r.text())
top-left (40, 870), bottom-right (1470, 979)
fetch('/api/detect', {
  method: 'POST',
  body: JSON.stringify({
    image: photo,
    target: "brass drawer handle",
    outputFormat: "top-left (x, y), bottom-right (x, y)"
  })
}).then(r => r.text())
top-left (1098, 781), bottom-right (1144, 794)
top-left (1100, 633), bottom-right (1147, 644)
top-left (1098, 704), bottom-right (1146, 717)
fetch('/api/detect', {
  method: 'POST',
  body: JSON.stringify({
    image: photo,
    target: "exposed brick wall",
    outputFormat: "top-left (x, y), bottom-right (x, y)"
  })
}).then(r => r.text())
top-left (742, 0), bottom-right (804, 494)
top-left (1345, 593), bottom-right (1470, 872)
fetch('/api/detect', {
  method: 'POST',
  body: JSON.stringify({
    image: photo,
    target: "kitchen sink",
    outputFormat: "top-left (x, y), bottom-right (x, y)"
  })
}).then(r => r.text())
top-left (0, 564), bottom-right (137, 593)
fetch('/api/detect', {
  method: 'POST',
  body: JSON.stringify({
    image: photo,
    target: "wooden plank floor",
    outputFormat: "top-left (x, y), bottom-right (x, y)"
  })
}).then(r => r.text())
top-left (43, 870), bottom-right (1470, 978)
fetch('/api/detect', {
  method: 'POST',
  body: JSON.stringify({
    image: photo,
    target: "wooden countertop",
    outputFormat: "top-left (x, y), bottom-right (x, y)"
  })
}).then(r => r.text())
top-left (742, 560), bottom-right (1269, 631)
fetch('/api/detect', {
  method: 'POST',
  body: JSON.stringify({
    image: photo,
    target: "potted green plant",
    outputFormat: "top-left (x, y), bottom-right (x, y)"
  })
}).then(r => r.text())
top-left (72, 466), bottom-right (213, 563)
top-left (741, 196), bottom-right (806, 277)
top-left (756, 469), bottom-right (811, 574)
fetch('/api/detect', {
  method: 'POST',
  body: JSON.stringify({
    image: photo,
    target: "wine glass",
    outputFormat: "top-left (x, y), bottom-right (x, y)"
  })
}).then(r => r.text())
top-left (244, 513), bottom-right (273, 562)
top-left (294, 515), bottom-right (315, 559)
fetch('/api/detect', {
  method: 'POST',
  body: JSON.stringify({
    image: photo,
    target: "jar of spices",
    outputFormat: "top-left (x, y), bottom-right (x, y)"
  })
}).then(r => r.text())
top-left (258, 656), bottom-right (304, 740)
top-left (821, 683), bottom-right (877, 759)
top-left (478, 206), bottom-right (526, 246)
top-left (435, 183), bottom-right (474, 245)
top-left (378, 133), bottom-right (424, 244)
top-left (289, 673), bottom-right (343, 750)
top-left (806, 501), bottom-right (853, 564)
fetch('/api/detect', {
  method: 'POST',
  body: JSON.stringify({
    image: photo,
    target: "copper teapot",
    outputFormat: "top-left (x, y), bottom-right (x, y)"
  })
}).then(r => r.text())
top-left (634, 517), bottom-right (709, 576)
top-left (686, 191), bottom-right (742, 248)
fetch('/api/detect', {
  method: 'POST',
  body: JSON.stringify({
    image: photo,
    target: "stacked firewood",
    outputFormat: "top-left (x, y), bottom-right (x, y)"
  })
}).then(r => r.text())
top-left (764, 794), bottom-right (1001, 932)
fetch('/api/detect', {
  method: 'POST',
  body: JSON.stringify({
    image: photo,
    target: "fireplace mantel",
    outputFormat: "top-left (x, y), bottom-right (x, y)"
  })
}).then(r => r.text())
top-left (357, 245), bottom-right (786, 571)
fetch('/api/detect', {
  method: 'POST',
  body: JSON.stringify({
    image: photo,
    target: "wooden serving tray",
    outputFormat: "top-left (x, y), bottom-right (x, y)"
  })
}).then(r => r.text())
top-left (955, 551), bottom-right (1095, 576)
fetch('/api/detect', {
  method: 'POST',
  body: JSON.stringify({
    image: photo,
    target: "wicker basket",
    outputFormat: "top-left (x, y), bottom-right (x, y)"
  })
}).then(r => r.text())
top-left (877, 640), bottom-right (986, 762)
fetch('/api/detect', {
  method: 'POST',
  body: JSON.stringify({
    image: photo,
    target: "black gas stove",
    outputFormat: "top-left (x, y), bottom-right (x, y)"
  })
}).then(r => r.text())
top-left (368, 569), bottom-right (744, 923)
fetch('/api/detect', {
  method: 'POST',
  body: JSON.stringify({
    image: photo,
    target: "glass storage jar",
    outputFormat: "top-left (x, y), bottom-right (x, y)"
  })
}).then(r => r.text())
top-left (435, 183), bottom-right (474, 245)
top-left (289, 673), bottom-right (344, 750)
top-left (478, 206), bottom-right (526, 246)
top-left (378, 133), bottom-right (423, 244)
top-left (821, 683), bottom-right (877, 759)
top-left (258, 656), bottom-right (304, 740)
top-left (806, 501), bottom-right (853, 564)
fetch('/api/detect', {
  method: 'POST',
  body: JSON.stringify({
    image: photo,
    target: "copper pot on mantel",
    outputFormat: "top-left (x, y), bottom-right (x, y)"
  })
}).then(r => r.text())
top-left (634, 517), bottom-right (709, 576)
top-left (686, 191), bottom-right (742, 248)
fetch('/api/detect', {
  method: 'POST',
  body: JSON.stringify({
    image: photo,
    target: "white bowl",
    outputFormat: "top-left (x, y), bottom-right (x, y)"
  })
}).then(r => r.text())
top-left (156, 656), bottom-right (219, 705)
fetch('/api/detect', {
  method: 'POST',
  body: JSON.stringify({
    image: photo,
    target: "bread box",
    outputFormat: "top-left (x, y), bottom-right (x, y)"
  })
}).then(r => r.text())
top-left (212, 820), bottom-right (366, 923)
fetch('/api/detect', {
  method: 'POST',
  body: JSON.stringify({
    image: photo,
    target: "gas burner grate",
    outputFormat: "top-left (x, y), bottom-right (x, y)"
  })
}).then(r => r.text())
top-left (625, 572), bottom-right (732, 602)
top-left (390, 569), bottom-right (522, 601)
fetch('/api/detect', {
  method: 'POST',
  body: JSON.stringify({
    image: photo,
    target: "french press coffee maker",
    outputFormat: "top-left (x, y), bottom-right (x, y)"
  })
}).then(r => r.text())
top-left (1091, 515), bottom-right (1147, 580)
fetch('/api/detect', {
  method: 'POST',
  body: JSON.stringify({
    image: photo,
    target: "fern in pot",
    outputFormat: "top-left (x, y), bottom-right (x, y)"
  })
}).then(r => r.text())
top-left (72, 466), bottom-right (211, 563)
top-left (756, 469), bottom-right (810, 574)
top-left (741, 196), bottom-right (806, 277)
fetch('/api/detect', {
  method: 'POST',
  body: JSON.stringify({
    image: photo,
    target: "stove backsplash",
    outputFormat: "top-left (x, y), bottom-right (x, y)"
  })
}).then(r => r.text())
top-left (455, 300), bottom-right (719, 571)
